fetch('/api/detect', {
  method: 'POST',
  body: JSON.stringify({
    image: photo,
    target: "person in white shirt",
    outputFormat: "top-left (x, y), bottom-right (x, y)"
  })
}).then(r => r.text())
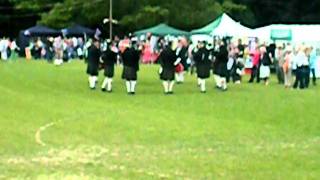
top-left (0, 38), bottom-right (9, 60)
top-left (53, 37), bottom-right (63, 65)
top-left (293, 46), bottom-right (309, 89)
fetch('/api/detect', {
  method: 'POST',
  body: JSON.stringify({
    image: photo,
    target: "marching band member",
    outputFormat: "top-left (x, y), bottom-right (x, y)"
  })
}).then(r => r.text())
top-left (158, 42), bottom-right (177, 94)
top-left (120, 40), bottom-right (140, 95)
top-left (193, 41), bottom-right (212, 93)
top-left (86, 38), bottom-right (101, 90)
top-left (101, 41), bottom-right (118, 92)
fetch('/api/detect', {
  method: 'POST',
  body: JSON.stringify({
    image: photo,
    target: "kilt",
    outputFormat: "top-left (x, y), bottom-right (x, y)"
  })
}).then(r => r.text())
top-left (104, 65), bottom-right (114, 78)
top-left (197, 64), bottom-right (211, 79)
top-left (214, 63), bottom-right (227, 77)
top-left (160, 68), bottom-right (175, 81)
top-left (122, 66), bottom-right (137, 80)
top-left (86, 64), bottom-right (99, 76)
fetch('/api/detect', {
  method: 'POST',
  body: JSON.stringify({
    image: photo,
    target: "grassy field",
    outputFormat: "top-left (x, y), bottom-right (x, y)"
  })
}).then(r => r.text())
top-left (0, 60), bottom-right (319, 179)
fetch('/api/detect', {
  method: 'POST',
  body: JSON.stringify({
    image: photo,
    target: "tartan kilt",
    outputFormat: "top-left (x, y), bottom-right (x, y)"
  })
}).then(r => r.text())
top-left (214, 63), bottom-right (228, 77)
top-left (86, 64), bottom-right (99, 76)
top-left (104, 65), bottom-right (114, 78)
top-left (160, 68), bottom-right (175, 81)
top-left (197, 64), bottom-right (211, 79)
top-left (122, 66), bottom-right (137, 80)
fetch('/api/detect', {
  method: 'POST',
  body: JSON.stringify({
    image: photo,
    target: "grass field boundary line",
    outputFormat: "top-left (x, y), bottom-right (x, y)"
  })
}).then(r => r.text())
top-left (35, 122), bottom-right (57, 146)
top-left (34, 110), bottom-right (108, 146)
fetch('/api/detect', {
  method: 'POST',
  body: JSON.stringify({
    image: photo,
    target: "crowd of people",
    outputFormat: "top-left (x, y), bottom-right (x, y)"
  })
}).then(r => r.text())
top-left (85, 34), bottom-right (319, 95)
top-left (1, 34), bottom-right (318, 95)
top-left (0, 36), bottom-right (88, 64)
top-left (274, 44), bottom-right (318, 89)
top-left (86, 36), bottom-right (232, 95)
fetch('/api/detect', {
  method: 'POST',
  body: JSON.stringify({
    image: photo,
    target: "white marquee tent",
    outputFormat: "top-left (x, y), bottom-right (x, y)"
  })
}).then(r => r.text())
top-left (191, 13), bottom-right (254, 38)
top-left (211, 14), bottom-right (254, 37)
top-left (254, 24), bottom-right (320, 45)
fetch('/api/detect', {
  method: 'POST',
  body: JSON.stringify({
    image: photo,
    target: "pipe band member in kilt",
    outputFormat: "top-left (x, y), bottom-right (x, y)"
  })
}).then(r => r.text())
top-left (158, 42), bottom-right (177, 94)
top-left (175, 38), bottom-right (189, 84)
top-left (213, 42), bottom-right (229, 91)
top-left (120, 40), bottom-right (140, 95)
top-left (101, 41), bottom-right (118, 92)
top-left (193, 41), bottom-right (212, 93)
top-left (86, 38), bottom-right (101, 90)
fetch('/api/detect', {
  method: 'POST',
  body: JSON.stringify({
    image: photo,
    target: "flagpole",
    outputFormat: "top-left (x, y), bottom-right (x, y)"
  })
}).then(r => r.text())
top-left (109, 0), bottom-right (113, 40)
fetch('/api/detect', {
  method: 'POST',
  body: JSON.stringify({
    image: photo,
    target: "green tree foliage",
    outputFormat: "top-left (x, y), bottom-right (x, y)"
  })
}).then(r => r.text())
top-left (7, 0), bottom-right (320, 35)
top-left (10, 0), bottom-right (250, 32)
top-left (9, 0), bottom-right (62, 10)
top-left (4, 0), bottom-right (256, 35)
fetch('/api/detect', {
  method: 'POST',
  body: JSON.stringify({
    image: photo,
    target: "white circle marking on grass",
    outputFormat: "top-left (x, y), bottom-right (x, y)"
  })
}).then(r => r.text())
top-left (34, 111), bottom-right (100, 146)
top-left (35, 122), bottom-right (57, 146)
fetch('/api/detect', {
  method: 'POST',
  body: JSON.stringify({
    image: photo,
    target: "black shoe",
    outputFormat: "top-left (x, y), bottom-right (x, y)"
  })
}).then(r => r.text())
top-left (101, 88), bottom-right (107, 92)
top-left (107, 90), bottom-right (112, 93)
top-left (130, 92), bottom-right (136, 95)
top-left (201, 91), bottom-right (206, 93)
top-left (215, 86), bottom-right (221, 90)
top-left (90, 87), bottom-right (96, 90)
top-left (168, 91), bottom-right (174, 95)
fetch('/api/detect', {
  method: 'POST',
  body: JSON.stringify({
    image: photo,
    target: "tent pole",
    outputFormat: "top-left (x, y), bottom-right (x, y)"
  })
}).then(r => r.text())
top-left (109, 0), bottom-right (113, 40)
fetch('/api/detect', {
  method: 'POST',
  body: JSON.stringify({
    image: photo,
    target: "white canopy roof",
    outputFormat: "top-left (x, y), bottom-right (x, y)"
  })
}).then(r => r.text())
top-left (254, 24), bottom-right (320, 43)
top-left (191, 13), bottom-right (254, 38)
top-left (210, 13), bottom-right (254, 37)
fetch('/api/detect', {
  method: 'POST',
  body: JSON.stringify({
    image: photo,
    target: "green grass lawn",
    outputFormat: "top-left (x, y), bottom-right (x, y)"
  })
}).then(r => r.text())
top-left (0, 60), bottom-right (319, 179)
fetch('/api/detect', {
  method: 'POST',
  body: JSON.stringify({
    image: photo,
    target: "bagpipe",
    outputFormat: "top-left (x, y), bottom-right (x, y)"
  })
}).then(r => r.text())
top-left (174, 57), bottom-right (184, 73)
top-left (175, 63), bottom-right (184, 73)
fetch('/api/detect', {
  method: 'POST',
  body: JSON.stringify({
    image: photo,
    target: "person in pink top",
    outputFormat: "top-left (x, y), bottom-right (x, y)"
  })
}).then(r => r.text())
top-left (248, 46), bottom-right (261, 83)
top-left (141, 41), bottom-right (153, 64)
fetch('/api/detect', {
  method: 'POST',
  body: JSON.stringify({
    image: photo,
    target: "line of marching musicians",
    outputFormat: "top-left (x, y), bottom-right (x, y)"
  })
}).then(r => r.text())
top-left (86, 38), bottom-right (230, 95)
